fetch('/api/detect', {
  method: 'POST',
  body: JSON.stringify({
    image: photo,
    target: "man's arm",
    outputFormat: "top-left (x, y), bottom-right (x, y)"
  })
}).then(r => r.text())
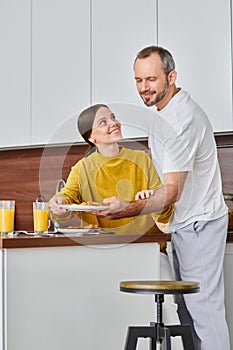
top-left (94, 171), bottom-right (188, 219)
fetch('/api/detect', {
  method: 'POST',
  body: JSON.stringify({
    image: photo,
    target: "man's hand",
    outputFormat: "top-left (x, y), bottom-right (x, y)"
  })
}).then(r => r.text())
top-left (91, 196), bottom-right (129, 219)
top-left (91, 196), bottom-right (148, 219)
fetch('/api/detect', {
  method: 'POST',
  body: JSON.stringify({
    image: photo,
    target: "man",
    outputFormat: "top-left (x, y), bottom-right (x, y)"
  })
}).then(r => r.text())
top-left (95, 46), bottom-right (230, 350)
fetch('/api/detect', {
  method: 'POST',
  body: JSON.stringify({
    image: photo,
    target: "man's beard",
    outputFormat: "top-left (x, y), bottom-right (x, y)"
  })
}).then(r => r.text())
top-left (142, 81), bottom-right (169, 107)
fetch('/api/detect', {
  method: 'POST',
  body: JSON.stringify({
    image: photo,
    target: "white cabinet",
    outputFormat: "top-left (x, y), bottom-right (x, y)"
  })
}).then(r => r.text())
top-left (31, 0), bottom-right (91, 145)
top-left (92, 0), bottom-right (157, 139)
top-left (0, 0), bottom-right (31, 147)
top-left (158, 0), bottom-right (233, 131)
top-left (1, 1), bottom-right (233, 148)
top-left (1, 243), bottom-right (159, 350)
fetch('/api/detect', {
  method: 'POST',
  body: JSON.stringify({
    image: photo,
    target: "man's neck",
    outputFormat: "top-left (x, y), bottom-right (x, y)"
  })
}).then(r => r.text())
top-left (156, 85), bottom-right (180, 111)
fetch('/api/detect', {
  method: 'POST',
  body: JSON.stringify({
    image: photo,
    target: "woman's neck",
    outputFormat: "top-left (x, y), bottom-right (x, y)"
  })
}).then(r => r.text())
top-left (96, 142), bottom-right (120, 157)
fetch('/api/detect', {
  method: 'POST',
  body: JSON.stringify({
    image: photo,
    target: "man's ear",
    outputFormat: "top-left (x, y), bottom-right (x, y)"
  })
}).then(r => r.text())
top-left (168, 70), bottom-right (177, 85)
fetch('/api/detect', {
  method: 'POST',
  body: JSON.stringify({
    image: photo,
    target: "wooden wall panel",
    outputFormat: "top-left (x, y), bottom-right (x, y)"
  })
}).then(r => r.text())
top-left (0, 140), bottom-right (148, 231)
top-left (0, 145), bottom-right (88, 231)
top-left (0, 136), bottom-right (232, 232)
top-left (218, 148), bottom-right (233, 195)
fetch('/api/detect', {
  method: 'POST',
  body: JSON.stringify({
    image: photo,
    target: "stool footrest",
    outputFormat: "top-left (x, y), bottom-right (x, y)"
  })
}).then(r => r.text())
top-left (124, 323), bottom-right (195, 350)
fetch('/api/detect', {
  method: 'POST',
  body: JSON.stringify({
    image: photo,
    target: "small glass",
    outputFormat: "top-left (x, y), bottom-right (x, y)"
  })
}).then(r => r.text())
top-left (0, 200), bottom-right (15, 235)
top-left (33, 202), bottom-right (49, 234)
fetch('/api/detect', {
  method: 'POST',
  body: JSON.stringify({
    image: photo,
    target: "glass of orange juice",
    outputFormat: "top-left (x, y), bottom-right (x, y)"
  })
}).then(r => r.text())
top-left (33, 202), bottom-right (49, 234)
top-left (0, 200), bottom-right (15, 235)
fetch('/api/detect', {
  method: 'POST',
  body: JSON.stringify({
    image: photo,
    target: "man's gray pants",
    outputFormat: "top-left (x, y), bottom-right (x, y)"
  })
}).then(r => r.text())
top-left (171, 214), bottom-right (230, 350)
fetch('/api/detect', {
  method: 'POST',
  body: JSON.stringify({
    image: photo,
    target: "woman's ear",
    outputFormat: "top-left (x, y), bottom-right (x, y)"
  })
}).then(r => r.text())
top-left (89, 136), bottom-right (96, 144)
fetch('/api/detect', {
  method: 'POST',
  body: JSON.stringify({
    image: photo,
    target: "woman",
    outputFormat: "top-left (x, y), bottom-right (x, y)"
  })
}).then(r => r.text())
top-left (49, 104), bottom-right (173, 237)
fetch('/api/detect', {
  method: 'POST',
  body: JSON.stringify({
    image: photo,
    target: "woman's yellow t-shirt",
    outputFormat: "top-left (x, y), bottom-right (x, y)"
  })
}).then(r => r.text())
top-left (51, 147), bottom-right (173, 245)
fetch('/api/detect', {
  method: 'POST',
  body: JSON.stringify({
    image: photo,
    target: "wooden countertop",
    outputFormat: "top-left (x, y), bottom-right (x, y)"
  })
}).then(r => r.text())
top-left (227, 231), bottom-right (233, 242)
top-left (0, 231), bottom-right (169, 249)
top-left (1, 230), bottom-right (232, 249)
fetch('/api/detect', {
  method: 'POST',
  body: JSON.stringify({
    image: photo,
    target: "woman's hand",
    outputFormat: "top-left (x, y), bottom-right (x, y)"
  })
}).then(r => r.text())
top-left (135, 190), bottom-right (155, 200)
top-left (49, 196), bottom-right (67, 215)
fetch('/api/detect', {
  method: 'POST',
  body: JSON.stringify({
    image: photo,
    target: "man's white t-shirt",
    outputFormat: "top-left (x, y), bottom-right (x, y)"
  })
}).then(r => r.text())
top-left (148, 89), bottom-right (228, 231)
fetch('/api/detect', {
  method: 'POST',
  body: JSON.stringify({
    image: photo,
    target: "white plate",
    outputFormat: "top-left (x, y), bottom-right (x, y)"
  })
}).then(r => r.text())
top-left (59, 204), bottom-right (109, 211)
top-left (58, 228), bottom-right (100, 236)
top-left (58, 228), bottom-right (95, 234)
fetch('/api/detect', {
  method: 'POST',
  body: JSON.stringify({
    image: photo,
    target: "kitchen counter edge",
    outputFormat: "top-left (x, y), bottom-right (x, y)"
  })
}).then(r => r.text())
top-left (1, 231), bottom-right (233, 249)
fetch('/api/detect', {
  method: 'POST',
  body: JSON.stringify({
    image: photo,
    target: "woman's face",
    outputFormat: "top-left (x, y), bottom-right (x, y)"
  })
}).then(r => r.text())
top-left (89, 107), bottom-right (122, 145)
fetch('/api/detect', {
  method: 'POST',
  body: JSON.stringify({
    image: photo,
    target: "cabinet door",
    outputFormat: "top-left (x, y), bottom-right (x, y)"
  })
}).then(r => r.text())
top-left (4, 244), bottom-right (159, 350)
top-left (158, 0), bottom-right (232, 131)
top-left (0, 0), bottom-right (31, 147)
top-left (32, 0), bottom-right (90, 145)
top-left (224, 244), bottom-right (233, 349)
top-left (92, 0), bottom-right (157, 139)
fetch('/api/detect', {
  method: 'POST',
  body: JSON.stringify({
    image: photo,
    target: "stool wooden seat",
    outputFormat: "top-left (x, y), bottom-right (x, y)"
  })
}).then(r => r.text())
top-left (120, 280), bottom-right (200, 295)
top-left (120, 280), bottom-right (200, 350)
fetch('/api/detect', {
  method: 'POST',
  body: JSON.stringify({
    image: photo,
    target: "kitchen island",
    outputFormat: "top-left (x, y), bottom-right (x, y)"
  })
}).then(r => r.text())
top-left (0, 232), bottom-right (165, 350)
top-left (1, 230), bottom-right (233, 350)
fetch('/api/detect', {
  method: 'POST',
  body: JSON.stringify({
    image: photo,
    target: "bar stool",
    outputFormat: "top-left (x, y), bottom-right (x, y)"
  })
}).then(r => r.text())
top-left (120, 280), bottom-right (200, 350)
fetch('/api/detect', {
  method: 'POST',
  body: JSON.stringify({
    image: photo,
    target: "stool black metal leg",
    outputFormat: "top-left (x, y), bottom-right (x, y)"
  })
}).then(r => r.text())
top-left (161, 326), bottom-right (172, 350)
top-left (167, 324), bottom-right (195, 350)
top-left (124, 327), bottom-right (138, 350)
top-left (124, 324), bottom-right (174, 350)
top-left (124, 322), bottom-right (195, 350)
top-left (150, 339), bottom-right (156, 350)
top-left (124, 326), bottom-right (157, 350)
top-left (149, 322), bottom-right (157, 350)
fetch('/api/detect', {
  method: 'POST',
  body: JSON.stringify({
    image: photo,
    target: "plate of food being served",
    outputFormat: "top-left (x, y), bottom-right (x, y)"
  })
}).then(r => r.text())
top-left (59, 201), bottom-right (109, 212)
